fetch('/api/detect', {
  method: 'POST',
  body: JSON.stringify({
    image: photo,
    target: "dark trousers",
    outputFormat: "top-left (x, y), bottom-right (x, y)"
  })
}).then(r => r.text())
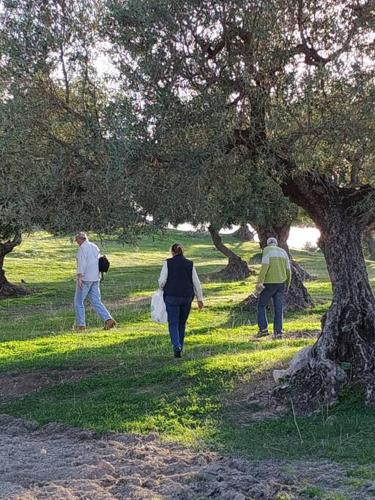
top-left (164, 295), bottom-right (193, 351)
top-left (257, 283), bottom-right (285, 333)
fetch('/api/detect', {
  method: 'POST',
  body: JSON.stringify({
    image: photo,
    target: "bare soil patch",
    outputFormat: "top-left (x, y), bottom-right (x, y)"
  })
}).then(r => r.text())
top-left (224, 330), bottom-right (320, 423)
top-left (224, 370), bottom-right (290, 423)
top-left (0, 414), bottom-right (373, 499)
top-left (0, 363), bottom-right (113, 404)
top-left (0, 371), bottom-right (83, 400)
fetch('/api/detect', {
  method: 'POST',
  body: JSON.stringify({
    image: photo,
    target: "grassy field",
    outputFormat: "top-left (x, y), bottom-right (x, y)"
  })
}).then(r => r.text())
top-left (1, 231), bottom-right (375, 473)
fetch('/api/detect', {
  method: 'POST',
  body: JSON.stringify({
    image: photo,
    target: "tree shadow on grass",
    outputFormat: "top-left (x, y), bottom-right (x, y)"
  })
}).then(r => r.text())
top-left (0, 298), bottom-right (153, 342)
top-left (0, 329), bottom-right (306, 442)
top-left (0, 262), bottom-right (237, 312)
top-left (0, 260), bottom-right (254, 345)
top-left (0, 323), bottom-right (310, 375)
top-left (0, 284), bottom-right (323, 347)
top-left (217, 296), bottom-right (329, 332)
top-left (1, 320), bottom-right (345, 466)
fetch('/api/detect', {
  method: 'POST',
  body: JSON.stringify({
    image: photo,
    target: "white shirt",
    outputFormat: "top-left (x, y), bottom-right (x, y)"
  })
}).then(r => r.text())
top-left (158, 261), bottom-right (204, 301)
top-left (76, 240), bottom-right (100, 281)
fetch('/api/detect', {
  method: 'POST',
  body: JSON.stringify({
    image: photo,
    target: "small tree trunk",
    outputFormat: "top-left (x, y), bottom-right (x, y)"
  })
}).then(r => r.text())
top-left (208, 225), bottom-right (253, 280)
top-left (254, 223), bottom-right (313, 310)
top-left (292, 260), bottom-right (316, 282)
top-left (0, 268), bottom-right (27, 298)
top-left (364, 231), bottom-right (375, 261)
top-left (0, 235), bottom-right (27, 298)
top-left (232, 224), bottom-right (255, 241)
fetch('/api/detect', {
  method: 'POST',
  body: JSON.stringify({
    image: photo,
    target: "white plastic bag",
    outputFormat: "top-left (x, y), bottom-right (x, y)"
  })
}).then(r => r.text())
top-left (151, 289), bottom-right (168, 323)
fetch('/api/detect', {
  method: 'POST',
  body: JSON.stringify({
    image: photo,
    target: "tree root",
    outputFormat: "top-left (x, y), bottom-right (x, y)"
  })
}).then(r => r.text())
top-left (210, 258), bottom-right (255, 281)
top-left (273, 343), bottom-right (375, 412)
top-left (0, 281), bottom-right (28, 299)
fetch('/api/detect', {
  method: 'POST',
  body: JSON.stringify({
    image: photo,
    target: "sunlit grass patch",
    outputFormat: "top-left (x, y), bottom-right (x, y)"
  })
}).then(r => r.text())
top-left (1, 230), bottom-right (374, 464)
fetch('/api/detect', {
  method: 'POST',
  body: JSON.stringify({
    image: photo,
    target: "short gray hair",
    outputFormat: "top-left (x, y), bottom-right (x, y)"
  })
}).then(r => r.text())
top-left (75, 231), bottom-right (87, 240)
top-left (267, 237), bottom-right (278, 246)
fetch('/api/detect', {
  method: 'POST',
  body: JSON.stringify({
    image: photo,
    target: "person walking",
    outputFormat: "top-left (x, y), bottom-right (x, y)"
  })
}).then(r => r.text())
top-left (158, 243), bottom-right (204, 357)
top-left (256, 237), bottom-right (291, 339)
top-left (73, 232), bottom-right (116, 331)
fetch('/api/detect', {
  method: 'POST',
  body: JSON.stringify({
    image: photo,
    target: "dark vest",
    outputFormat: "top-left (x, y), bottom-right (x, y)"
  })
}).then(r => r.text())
top-left (164, 255), bottom-right (194, 297)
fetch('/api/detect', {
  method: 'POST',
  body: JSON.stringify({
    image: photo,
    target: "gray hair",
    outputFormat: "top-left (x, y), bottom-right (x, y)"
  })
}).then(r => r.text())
top-left (267, 237), bottom-right (278, 246)
top-left (75, 231), bottom-right (87, 240)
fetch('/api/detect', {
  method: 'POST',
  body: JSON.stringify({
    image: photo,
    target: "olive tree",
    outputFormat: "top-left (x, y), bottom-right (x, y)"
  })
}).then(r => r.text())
top-left (105, 0), bottom-right (375, 406)
top-left (0, 0), bottom-right (140, 298)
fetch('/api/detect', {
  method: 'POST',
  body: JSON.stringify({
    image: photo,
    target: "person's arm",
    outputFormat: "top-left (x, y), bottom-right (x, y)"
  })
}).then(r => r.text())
top-left (285, 257), bottom-right (292, 289)
top-left (256, 250), bottom-right (269, 292)
top-left (76, 248), bottom-right (85, 289)
top-left (257, 250), bottom-right (269, 283)
top-left (192, 266), bottom-right (204, 308)
top-left (158, 261), bottom-right (168, 289)
top-left (257, 264), bottom-right (269, 284)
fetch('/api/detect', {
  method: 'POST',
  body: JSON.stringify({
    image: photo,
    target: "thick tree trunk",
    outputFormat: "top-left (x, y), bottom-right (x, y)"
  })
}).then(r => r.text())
top-left (364, 230), bottom-right (375, 261)
top-left (208, 225), bottom-right (253, 280)
top-left (0, 235), bottom-right (27, 298)
top-left (253, 222), bottom-right (313, 310)
top-left (230, 120), bottom-right (375, 406)
top-left (278, 173), bottom-right (375, 408)
top-left (231, 224), bottom-right (255, 241)
top-left (255, 223), bottom-right (290, 251)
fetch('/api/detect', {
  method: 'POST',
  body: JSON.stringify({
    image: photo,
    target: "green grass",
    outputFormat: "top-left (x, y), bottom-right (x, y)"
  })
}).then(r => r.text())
top-left (1, 231), bottom-right (374, 466)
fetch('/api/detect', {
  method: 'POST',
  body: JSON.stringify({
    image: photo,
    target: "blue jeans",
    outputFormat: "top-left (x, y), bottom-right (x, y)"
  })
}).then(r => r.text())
top-left (74, 281), bottom-right (112, 327)
top-left (164, 296), bottom-right (193, 351)
top-left (257, 283), bottom-right (285, 333)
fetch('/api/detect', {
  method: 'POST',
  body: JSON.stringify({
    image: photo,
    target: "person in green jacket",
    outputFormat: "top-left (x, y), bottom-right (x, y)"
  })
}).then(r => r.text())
top-left (255, 237), bottom-right (291, 339)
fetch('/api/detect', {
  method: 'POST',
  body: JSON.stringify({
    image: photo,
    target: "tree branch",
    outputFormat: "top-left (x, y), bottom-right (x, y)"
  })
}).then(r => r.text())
top-left (0, 232), bottom-right (22, 257)
top-left (296, 0), bottom-right (329, 66)
top-left (193, 34), bottom-right (226, 59)
top-left (295, 0), bottom-right (371, 66)
top-left (277, 155), bottom-right (375, 231)
top-left (208, 225), bottom-right (241, 261)
top-left (342, 185), bottom-right (375, 229)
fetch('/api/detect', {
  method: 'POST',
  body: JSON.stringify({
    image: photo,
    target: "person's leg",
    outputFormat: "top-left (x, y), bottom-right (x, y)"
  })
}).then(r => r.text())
top-left (87, 281), bottom-right (113, 322)
top-left (74, 281), bottom-right (91, 327)
top-left (178, 298), bottom-right (193, 350)
top-left (272, 283), bottom-right (285, 336)
top-left (164, 296), bottom-right (182, 354)
top-left (257, 285), bottom-right (274, 336)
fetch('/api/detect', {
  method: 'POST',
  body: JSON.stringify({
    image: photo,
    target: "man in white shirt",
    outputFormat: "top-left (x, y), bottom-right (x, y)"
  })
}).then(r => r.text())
top-left (74, 232), bottom-right (116, 331)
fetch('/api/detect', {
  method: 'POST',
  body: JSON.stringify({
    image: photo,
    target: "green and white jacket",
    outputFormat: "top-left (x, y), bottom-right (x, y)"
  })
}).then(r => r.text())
top-left (257, 244), bottom-right (291, 287)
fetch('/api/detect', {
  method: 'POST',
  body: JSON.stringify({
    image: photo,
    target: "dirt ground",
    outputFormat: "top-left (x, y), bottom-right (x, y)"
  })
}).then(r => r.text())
top-left (1, 414), bottom-right (374, 499)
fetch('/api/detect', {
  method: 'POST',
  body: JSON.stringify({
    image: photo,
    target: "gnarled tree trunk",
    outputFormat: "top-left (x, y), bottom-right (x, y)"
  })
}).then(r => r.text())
top-left (279, 173), bottom-right (375, 408)
top-left (208, 225), bottom-right (253, 280)
top-left (232, 224), bottom-right (255, 241)
top-left (0, 234), bottom-right (27, 298)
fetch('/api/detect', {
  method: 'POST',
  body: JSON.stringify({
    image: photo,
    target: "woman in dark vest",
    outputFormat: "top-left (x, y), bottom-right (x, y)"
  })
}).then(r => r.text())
top-left (158, 243), bottom-right (204, 357)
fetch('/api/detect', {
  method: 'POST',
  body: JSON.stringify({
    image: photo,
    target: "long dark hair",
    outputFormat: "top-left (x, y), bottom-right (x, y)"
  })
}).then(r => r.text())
top-left (171, 243), bottom-right (184, 256)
